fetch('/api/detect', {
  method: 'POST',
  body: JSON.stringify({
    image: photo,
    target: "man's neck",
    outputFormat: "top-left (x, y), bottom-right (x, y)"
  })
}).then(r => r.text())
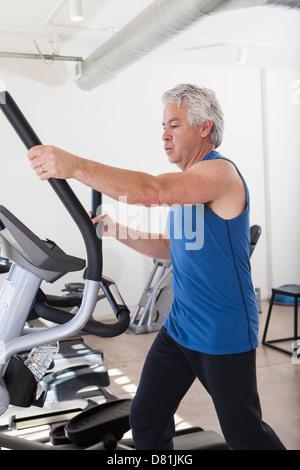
top-left (180, 142), bottom-right (215, 171)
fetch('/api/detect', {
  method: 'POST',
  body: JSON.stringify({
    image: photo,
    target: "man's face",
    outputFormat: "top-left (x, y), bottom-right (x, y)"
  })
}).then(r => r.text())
top-left (162, 102), bottom-right (204, 170)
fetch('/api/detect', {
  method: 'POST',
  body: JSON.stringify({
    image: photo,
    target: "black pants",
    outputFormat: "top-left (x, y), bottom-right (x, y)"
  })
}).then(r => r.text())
top-left (130, 327), bottom-right (285, 450)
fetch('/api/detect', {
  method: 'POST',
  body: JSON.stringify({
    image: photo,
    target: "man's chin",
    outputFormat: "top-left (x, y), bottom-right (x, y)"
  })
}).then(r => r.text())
top-left (167, 154), bottom-right (177, 164)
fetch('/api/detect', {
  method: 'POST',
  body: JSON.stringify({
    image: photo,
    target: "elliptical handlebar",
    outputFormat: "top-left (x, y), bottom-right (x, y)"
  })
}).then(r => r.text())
top-left (33, 275), bottom-right (130, 339)
top-left (0, 91), bottom-right (102, 282)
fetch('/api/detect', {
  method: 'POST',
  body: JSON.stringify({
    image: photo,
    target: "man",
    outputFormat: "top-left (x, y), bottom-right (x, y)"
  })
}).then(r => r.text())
top-left (28, 84), bottom-right (285, 450)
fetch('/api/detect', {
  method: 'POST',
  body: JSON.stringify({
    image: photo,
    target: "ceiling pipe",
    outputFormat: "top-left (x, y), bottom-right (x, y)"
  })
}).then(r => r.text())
top-left (75, 0), bottom-right (300, 90)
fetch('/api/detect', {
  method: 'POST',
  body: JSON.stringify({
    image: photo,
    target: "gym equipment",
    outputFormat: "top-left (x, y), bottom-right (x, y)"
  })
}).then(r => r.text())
top-left (127, 259), bottom-right (173, 334)
top-left (273, 284), bottom-right (300, 305)
top-left (129, 224), bottom-right (262, 334)
top-left (0, 202), bottom-right (129, 408)
top-left (250, 224), bottom-right (261, 257)
top-left (262, 284), bottom-right (300, 356)
top-left (0, 91), bottom-right (129, 418)
top-left (0, 91), bottom-right (229, 451)
top-left (0, 336), bottom-right (113, 433)
top-left (0, 272), bottom-right (126, 429)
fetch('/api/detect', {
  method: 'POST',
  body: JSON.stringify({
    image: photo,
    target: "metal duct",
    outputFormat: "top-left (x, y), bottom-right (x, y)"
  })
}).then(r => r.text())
top-left (75, 0), bottom-right (300, 90)
top-left (214, 0), bottom-right (300, 11)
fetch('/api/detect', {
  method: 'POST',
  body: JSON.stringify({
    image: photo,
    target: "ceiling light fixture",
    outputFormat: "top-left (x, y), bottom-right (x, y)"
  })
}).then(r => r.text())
top-left (69, 0), bottom-right (84, 22)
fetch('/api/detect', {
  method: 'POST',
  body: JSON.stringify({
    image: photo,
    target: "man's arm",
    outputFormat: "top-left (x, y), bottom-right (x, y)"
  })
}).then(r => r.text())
top-left (93, 214), bottom-right (171, 261)
top-left (28, 145), bottom-right (242, 209)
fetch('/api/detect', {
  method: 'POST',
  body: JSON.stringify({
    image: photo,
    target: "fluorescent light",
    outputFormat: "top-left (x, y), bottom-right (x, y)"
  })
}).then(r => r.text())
top-left (69, 0), bottom-right (84, 22)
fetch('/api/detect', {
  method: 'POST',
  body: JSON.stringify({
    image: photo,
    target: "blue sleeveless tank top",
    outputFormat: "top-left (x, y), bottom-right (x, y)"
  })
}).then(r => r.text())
top-left (163, 151), bottom-right (259, 354)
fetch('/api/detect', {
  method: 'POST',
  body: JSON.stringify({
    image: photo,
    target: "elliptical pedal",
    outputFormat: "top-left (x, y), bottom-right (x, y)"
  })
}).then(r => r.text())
top-left (51, 398), bottom-right (132, 449)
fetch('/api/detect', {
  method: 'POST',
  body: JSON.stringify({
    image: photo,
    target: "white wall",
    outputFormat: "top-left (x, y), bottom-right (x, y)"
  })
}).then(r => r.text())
top-left (262, 69), bottom-right (300, 290)
top-left (0, 57), bottom-right (299, 321)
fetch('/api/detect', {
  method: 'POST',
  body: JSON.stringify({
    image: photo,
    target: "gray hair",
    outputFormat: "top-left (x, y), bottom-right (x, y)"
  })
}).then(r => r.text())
top-left (162, 83), bottom-right (224, 148)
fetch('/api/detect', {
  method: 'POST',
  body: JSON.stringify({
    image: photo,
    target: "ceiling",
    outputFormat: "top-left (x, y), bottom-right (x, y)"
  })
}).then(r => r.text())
top-left (0, 0), bottom-right (299, 76)
top-left (0, 0), bottom-right (154, 58)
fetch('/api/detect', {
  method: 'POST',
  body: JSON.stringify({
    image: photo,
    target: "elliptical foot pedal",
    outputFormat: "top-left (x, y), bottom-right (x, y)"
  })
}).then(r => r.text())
top-left (65, 398), bottom-right (132, 449)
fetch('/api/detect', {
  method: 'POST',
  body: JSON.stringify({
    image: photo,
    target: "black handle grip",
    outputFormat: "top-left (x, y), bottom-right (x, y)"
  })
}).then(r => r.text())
top-left (33, 281), bottom-right (130, 338)
top-left (91, 189), bottom-right (102, 219)
top-left (0, 91), bottom-right (102, 282)
top-left (0, 91), bottom-right (43, 149)
top-left (33, 302), bottom-right (129, 338)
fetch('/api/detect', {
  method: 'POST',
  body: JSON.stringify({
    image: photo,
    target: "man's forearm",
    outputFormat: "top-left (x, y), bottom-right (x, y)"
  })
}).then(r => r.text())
top-left (74, 157), bottom-right (160, 207)
top-left (115, 223), bottom-right (171, 261)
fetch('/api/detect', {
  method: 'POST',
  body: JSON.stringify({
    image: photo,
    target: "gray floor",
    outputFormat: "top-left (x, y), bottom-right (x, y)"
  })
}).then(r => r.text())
top-left (86, 299), bottom-right (300, 450)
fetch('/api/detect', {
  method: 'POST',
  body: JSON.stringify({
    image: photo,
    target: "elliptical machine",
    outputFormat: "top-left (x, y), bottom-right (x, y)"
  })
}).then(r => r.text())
top-left (0, 91), bottom-right (134, 448)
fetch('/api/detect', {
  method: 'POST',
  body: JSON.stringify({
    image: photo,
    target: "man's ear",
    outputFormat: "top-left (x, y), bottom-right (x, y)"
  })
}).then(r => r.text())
top-left (200, 120), bottom-right (213, 138)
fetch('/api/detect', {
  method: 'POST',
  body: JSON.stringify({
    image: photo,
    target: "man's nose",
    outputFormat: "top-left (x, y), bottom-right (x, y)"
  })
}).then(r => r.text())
top-left (162, 129), bottom-right (171, 141)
